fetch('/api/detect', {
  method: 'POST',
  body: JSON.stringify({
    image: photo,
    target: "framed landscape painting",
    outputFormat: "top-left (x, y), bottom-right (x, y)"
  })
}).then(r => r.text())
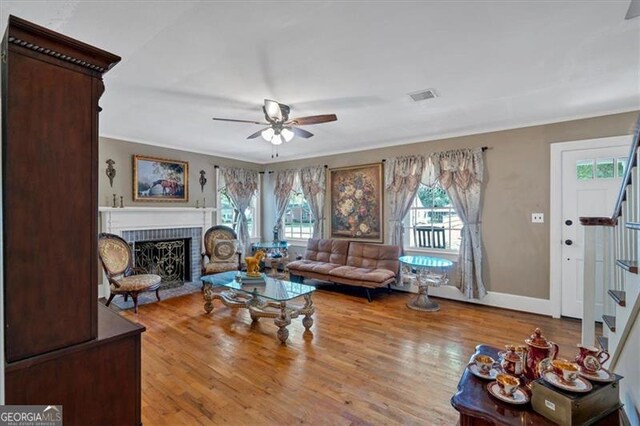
top-left (329, 163), bottom-right (383, 242)
top-left (133, 155), bottom-right (188, 202)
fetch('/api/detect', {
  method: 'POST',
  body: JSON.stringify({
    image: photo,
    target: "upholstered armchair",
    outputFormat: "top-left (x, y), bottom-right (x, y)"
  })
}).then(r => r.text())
top-left (98, 233), bottom-right (161, 313)
top-left (201, 225), bottom-right (242, 276)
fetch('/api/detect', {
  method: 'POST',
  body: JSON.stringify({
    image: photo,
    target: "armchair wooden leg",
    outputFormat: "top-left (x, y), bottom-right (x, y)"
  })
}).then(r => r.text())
top-left (132, 292), bottom-right (139, 313)
top-left (106, 293), bottom-right (115, 307)
top-left (155, 288), bottom-right (161, 301)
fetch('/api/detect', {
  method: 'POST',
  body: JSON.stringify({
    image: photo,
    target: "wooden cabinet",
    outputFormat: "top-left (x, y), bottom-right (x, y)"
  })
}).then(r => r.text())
top-left (2, 16), bottom-right (144, 425)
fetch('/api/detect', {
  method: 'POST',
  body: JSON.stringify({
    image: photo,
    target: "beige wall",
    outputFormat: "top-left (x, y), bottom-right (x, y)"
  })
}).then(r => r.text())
top-left (263, 111), bottom-right (639, 300)
top-left (99, 137), bottom-right (261, 208)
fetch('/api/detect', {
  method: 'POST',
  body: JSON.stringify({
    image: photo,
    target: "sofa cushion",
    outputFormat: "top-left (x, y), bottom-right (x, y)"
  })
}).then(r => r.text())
top-left (303, 238), bottom-right (349, 265)
top-left (346, 242), bottom-right (400, 273)
top-left (288, 260), bottom-right (343, 275)
top-left (328, 266), bottom-right (396, 284)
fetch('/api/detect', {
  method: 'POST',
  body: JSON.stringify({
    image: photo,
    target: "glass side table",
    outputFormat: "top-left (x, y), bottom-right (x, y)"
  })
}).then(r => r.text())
top-left (251, 241), bottom-right (290, 278)
top-left (399, 255), bottom-right (453, 312)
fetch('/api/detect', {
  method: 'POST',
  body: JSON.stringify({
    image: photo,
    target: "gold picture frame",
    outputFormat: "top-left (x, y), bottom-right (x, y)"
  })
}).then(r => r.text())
top-left (132, 155), bottom-right (189, 202)
top-left (329, 163), bottom-right (384, 242)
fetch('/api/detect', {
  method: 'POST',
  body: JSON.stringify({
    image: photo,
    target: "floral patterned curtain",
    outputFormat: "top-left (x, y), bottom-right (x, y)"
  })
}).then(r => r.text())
top-left (384, 155), bottom-right (425, 250)
top-left (219, 167), bottom-right (259, 257)
top-left (430, 148), bottom-right (486, 298)
top-left (300, 166), bottom-right (326, 238)
top-left (272, 169), bottom-right (298, 241)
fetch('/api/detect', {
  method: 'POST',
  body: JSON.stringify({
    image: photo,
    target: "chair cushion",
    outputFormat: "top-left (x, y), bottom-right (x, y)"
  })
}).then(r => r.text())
top-left (328, 266), bottom-right (396, 284)
top-left (204, 262), bottom-right (239, 274)
top-left (112, 274), bottom-right (161, 292)
top-left (210, 239), bottom-right (238, 263)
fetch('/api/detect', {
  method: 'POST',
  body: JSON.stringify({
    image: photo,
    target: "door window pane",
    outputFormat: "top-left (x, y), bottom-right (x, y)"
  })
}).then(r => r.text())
top-left (617, 157), bottom-right (627, 177)
top-left (596, 158), bottom-right (614, 179)
top-left (576, 160), bottom-right (594, 180)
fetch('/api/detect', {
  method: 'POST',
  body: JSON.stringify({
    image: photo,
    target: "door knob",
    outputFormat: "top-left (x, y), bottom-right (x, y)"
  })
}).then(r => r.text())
top-left (565, 219), bottom-right (573, 226)
top-left (565, 239), bottom-right (573, 246)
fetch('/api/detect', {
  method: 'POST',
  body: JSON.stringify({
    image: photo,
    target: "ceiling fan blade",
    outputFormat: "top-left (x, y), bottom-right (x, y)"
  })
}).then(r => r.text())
top-left (287, 114), bottom-right (337, 126)
top-left (264, 99), bottom-right (283, 122)
top-left (291, 127), bottom-right (314, 138)
top-left (212, 117), bottom-right (268, 125)
top-left (247, 127), bottom-right (270, 139)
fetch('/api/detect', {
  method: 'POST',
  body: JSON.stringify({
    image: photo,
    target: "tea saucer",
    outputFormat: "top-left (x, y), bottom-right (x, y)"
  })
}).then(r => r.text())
top-left (542, 370), bottom-right (593, 392)
top-left (467, 362), bottom-right (499, 380)
top-left (486, 382), bottom-right (529, 405)
top-left (578, 367), bottom-right (614, 382)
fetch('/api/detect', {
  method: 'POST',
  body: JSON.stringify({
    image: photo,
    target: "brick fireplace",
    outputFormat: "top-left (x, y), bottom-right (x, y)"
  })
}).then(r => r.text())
top-left (98, 207), bottom-right (214, 298)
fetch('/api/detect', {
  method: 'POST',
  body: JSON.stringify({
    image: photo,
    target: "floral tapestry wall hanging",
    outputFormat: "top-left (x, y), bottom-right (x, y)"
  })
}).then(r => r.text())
top-left (329, 163), bottom-right (383, 242)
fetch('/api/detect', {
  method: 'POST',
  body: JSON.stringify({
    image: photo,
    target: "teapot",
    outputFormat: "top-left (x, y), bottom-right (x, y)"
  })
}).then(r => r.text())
top-left (524, 328), bottom-right (559, 380)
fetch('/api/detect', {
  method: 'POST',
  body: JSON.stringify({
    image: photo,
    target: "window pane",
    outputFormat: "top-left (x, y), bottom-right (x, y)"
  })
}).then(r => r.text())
top-left (283, 190), bottom-right (314, 240)
top-left (617, 157), bottom-right (627, 177)
top-left (596, 158), bottom-right (614, 179)
top-left (576, 160), bottom-right (594, 180)
top-left (408, 184), bottom-right (461, 251)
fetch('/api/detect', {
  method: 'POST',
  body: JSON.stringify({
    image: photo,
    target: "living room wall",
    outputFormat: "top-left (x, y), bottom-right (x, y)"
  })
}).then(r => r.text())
top-left (99, 137), bottom-right (261, 208)
top-left (263, 111), bottom-right (639, 302)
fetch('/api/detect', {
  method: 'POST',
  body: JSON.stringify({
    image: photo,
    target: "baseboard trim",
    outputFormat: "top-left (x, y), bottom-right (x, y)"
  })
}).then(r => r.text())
top-left (392, 284), bottom-right (553, 316)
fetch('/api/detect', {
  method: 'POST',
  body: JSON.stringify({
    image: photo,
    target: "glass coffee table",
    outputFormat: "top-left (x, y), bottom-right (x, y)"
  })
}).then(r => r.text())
top-left (201, 274), bottom-right (315, 344)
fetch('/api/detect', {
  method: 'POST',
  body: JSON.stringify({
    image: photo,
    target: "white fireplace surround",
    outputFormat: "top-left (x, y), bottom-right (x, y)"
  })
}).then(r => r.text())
top-left (98, 207), bottom-right (215, 298)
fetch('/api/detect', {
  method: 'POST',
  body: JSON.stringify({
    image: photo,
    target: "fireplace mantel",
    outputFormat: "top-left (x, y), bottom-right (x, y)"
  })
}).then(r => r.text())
top-left (98, 207), bottom-right (215, 233)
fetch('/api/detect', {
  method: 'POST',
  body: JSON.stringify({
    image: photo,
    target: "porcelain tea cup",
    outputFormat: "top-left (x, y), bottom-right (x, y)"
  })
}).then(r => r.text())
top-left (496, 373), bottom-right (519, 397)
top-left (551, 359), bottom-right (579, 382)
top-left (474, 354), bottom-right (495, 374)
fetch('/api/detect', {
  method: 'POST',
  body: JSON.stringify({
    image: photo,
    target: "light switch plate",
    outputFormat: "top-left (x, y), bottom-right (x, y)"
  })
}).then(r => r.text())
top-left (532, 213), bottom-right (544, 223)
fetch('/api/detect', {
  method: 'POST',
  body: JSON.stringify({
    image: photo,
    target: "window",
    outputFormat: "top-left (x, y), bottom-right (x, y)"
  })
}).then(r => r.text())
top-left (576, 157), bottom-right (627, 181)
top-left (406, 184), bottom-right (461, 251)
top-left (283, 188), bottom-right (314, 240)
top-left (216, 171), bottom-right (260, 239)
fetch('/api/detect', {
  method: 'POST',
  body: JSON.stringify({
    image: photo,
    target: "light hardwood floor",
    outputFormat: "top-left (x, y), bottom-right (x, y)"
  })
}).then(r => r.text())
top-left (120, 286), bottom-right (582, 425)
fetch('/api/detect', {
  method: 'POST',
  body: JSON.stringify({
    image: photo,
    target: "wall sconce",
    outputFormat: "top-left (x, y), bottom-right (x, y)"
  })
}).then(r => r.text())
top-left (105, 159), bottom-right (116, 187)
top-left (199, 170), bottom-right (207, 192)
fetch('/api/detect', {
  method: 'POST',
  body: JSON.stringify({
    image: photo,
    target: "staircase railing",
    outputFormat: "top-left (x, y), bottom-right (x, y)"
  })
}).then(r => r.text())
top-left (579, 115), bottom-right (640, 358)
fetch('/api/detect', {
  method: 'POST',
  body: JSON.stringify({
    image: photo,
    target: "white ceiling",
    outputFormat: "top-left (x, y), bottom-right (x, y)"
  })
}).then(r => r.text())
top-left (1, 1), bottom-right (639, 164)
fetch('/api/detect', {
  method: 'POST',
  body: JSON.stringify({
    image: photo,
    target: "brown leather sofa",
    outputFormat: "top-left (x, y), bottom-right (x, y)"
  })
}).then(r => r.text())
top-left (287, 238), bottom-right (401, 301)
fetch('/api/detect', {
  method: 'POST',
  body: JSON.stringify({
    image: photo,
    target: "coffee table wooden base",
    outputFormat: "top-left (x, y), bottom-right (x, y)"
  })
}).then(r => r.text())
top-left (407, 285), bottom-right (440, 312)
top-left (203, 283), bottom-right (315, 344)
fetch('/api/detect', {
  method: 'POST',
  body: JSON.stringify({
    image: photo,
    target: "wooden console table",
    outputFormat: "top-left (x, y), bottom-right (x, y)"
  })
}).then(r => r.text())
top-left (450, 345), bottom-right (622, 425)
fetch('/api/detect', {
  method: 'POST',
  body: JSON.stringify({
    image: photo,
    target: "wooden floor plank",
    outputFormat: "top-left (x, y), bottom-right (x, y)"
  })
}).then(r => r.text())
top-left (119, 288), bottom-right (583, 425)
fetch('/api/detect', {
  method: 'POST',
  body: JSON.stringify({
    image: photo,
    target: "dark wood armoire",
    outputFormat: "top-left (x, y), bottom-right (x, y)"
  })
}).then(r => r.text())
top-left (2, 16), bottom-right (144, 425)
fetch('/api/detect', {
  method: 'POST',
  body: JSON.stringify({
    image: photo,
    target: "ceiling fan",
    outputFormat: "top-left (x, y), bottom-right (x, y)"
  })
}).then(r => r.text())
top-left (212, 99), bottom-right (337, 146)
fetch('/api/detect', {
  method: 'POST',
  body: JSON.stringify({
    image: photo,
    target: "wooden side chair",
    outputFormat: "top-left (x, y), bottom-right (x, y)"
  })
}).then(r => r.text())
top-left (202, 225), bottom-right (242, 276)
top-left (98, 233), bottom-right (161, 313)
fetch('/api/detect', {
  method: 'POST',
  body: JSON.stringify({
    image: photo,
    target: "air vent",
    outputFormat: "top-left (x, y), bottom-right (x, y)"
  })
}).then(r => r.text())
top-left (409, 89), bottom-right (438, 102)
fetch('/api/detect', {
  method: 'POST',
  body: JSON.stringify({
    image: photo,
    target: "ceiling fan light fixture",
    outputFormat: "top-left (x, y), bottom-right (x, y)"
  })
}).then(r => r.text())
top-left (271, 134), bottom-right (284, 145)
top-left (281, 127), bottom-right (294, 142)
top-left (261, 127), bottom-right (275, 141)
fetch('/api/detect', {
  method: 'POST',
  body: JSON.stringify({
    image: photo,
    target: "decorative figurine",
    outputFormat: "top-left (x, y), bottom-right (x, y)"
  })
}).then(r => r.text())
top-left (112, 193), bottom-right (117, 208)
top-left (199, 170), bottom-right (207, 192)
top-left (245, 250), bottom-right (266, 277)
top-left (203, 197), bottom-right (206, 208)
top-left (105, 159), bottom-right (116, 187)
top-left (119, 196), bottom-right (124, 208)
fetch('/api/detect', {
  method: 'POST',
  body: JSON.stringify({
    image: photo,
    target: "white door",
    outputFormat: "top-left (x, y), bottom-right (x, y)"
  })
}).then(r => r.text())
top-left (560, 142), bottom-right (629, 319)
